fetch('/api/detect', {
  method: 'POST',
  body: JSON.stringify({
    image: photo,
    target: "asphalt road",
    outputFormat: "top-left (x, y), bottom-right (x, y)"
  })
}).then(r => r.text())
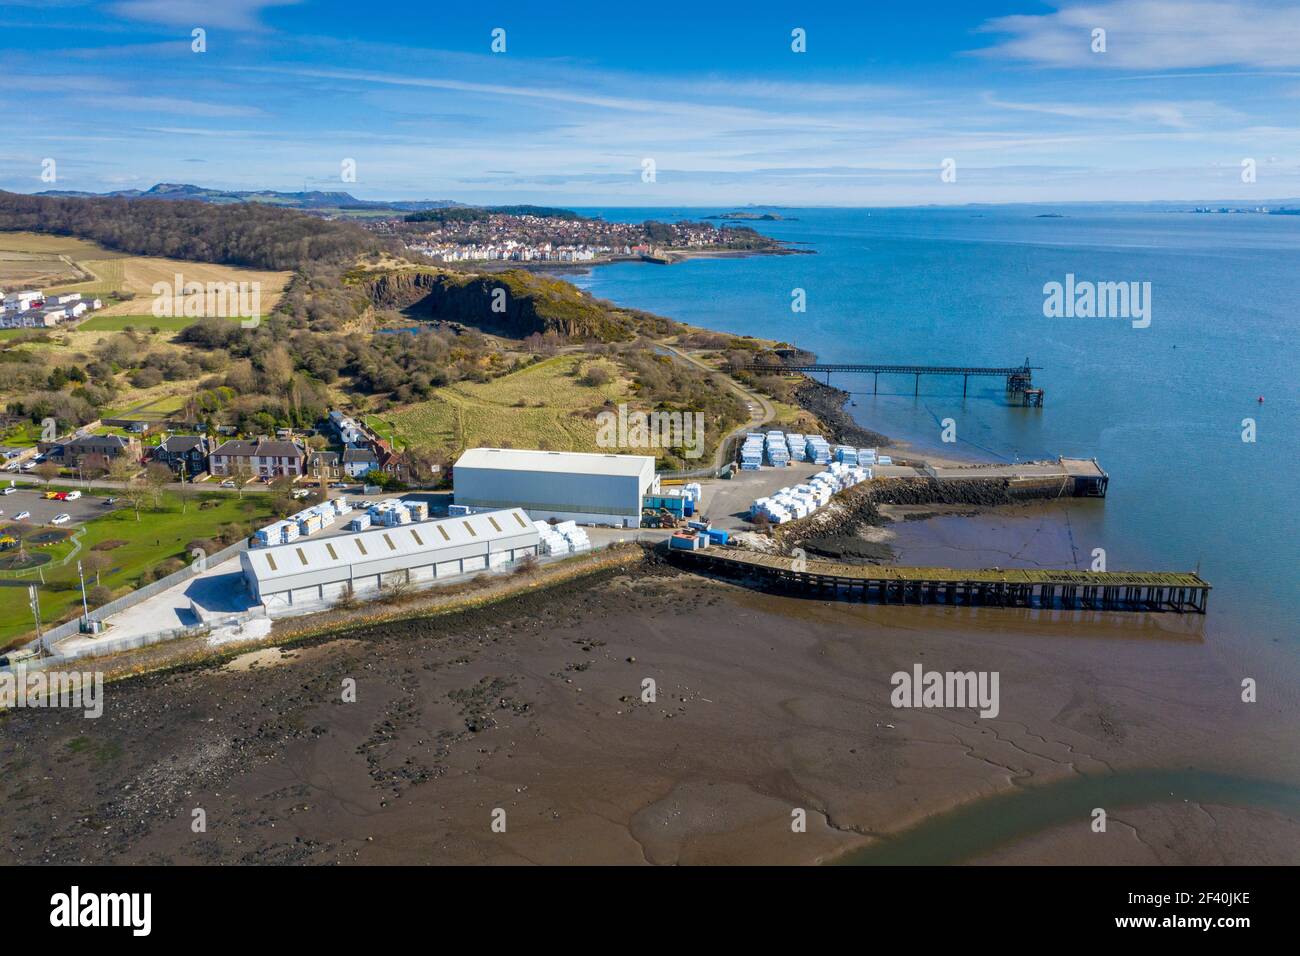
top-left (655, 342), bottom-right (777, 474)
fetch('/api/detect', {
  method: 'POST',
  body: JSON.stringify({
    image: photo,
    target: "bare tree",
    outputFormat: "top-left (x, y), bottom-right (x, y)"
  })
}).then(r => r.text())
top-left (143, 463), bottom-right (173, 508)
top-left (35, 460), bottom-right (60, 489)
top-left (81, 551), bottom-right (110, 587)
top-left (108, 457), bottom-right (148, 521)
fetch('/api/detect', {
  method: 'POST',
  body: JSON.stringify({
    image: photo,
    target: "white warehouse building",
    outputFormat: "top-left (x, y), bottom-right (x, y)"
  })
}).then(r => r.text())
top-left (240, 507), bottom-right (539, 611)
top-left (453, 447), bottom-right (658, 528)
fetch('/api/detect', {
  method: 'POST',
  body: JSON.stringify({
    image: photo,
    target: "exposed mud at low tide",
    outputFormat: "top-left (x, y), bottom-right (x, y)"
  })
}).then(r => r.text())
top-left (2, 554), bottom-right (1297, 865)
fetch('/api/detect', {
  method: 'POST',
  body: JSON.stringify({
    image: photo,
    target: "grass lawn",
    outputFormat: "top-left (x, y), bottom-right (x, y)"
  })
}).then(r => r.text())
top-left (377, 354), bottom-right (628, 456)
top-left (0, 420), bottom-right (43, 447)
top-left (77, 313), bottom-right (227, 332)
top-left (0, 490), bottom-right (275, 650)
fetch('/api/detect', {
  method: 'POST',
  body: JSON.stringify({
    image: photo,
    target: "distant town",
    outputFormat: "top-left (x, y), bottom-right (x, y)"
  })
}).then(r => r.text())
top-left (367, 208), bottom-right (788, 265)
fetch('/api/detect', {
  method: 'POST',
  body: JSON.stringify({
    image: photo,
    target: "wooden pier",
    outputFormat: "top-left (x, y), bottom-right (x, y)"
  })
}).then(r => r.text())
top-left (669, 548), bottom-right (1210, 614)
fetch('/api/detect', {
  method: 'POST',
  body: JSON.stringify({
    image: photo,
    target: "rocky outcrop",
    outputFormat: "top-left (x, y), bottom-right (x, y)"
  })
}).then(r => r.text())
top-left (793, 377), bottom-right (891, 447)
top-left (356, 267), bottom-right (677, 342)
top-left (774, 476), bottom-right (1068, 556)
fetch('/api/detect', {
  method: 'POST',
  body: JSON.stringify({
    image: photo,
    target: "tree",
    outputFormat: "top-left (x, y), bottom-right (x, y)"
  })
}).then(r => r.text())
top-left (81, 551), bottom-right (110, 587)
top-left (404, 445), bottom-right (446, 486)
top-left (108, 457), bottom-right (147, 520)
top-left (143, 463), bottom-right (172, 508)
top-left (35, 461), bottom-right (60, 488)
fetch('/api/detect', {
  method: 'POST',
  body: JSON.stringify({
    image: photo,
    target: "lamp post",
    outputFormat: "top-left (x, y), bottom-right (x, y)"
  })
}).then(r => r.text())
top-left (77, 559), bottom-right (91, 631)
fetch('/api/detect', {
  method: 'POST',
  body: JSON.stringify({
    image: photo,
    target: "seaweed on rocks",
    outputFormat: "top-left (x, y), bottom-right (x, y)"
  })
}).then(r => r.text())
top-left (792, 377), bottom-right (891, 447)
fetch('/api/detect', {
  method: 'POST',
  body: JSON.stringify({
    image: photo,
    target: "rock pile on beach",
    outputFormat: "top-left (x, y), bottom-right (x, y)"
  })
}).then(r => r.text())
top-left (776, 476), bottom-right (1063, 560)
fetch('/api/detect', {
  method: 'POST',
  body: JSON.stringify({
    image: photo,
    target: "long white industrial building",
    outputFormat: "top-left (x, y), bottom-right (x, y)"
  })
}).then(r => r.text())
top-left (453, 447), bottom-right (658, 527)
top-left (240, 507), bottom-right (539, 610)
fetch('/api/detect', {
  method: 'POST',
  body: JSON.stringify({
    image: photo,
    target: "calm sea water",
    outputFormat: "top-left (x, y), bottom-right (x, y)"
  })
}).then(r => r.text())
top-left (568, 207), bottom-right (1299, 649)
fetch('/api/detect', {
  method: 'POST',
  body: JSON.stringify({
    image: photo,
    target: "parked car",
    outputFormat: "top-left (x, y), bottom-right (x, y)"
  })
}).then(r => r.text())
top-left (51, 513), bottom-right (71, 525)
top-left (65, 490), bottom-right (81, 500)
top-left (220, 480), bottom-right (236, 488)
top-left (292, 489), bottom-right (310, 499)
top-left (2, 462), bottom-right (18, 472)
top-left (104, 496), bottom-right (117, 505)
top-left (15, 510), bottom-right (31, 520)
top-left (1, 486), bottom-right (15, 495)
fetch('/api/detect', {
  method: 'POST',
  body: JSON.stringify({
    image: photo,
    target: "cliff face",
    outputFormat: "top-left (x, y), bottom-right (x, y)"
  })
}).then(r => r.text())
top-left (358, 268), bottom-right (672, 341)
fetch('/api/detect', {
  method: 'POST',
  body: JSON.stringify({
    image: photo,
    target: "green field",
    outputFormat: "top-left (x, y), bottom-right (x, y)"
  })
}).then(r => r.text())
top-left (77, 313), bottom-right (239, 332)
top-left (376, 354), bottom-right (628, 455)
top-left (0, 490), bottom-right (275, 650)
top-left (0, 420), bottom-right (43, 447)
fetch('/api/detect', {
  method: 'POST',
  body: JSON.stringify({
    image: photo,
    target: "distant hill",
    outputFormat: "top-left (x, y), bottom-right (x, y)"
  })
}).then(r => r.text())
top-left (0, 190), bottom-right (395, 270)
top-left (403, 204), bottom-right (583, 223)
top-left (35, 183), bottom-right (463, 213)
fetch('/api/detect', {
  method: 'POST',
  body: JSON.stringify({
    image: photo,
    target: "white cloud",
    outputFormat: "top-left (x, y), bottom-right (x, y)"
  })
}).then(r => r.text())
top-left (81, 95), bottom-right (264, 117)
top-left (110, 0), bottom-right (300, 31)
top-left (976, 0), bottom-right (1300, 69)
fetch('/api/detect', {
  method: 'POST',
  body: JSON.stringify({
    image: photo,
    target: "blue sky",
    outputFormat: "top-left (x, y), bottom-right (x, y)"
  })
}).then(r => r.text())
top-left (3, 0), bottom-right (1299, 204)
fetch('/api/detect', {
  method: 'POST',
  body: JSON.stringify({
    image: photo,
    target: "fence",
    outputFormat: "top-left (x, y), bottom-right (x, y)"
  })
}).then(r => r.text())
top-left (24, 538), bottom-right (250, 652)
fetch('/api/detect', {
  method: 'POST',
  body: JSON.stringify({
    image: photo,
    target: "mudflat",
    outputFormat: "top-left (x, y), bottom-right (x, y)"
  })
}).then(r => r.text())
top-left (2, 560), bottom-right (1297, 865)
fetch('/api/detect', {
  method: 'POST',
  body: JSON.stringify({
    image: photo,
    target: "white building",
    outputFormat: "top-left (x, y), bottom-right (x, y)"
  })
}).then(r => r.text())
top-left (240, 507), bottom-right (539, 611)
top-left (2, 290), bottom-right (42, 313)
top-left (453, 447), bottom-right (658, 528)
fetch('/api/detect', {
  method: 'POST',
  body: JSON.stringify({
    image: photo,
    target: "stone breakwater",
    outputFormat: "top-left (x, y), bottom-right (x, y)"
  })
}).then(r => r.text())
top-left (774, 476), bottom-right (1071, 560)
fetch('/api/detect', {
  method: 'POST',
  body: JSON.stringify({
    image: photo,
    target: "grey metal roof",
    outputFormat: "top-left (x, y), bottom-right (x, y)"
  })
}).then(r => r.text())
top-left (241, 507), bottom-right (537, 588)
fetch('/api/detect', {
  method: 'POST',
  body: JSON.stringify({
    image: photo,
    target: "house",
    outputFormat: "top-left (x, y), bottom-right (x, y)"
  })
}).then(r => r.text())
top-left (2, 290), bottom-right (42, 313)
top-left (374, 439), bottom-right (407, 479)
top-left (0, 309), bottom-right (59, 329)
top-left (39, 434), bottom-right (142, 472)
top-left (341, 446), bottom-right (379, 478)
top-left (308, 450), bottom-right (341, 481)
top-left (210, 437), bottom-right (306, 478)
top-left (328, 409), bottom-right (367, 445)
top-left (152, 435), bottom-right (210, 478)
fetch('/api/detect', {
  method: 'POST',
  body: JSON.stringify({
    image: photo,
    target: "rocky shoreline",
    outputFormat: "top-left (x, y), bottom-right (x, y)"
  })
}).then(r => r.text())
top-left (775, 475), bottom-right (1074, 563)
top-left (792, 377), bottom-right (891, 447)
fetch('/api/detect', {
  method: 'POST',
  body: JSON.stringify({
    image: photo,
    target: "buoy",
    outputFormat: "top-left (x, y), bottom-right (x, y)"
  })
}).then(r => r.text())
top-left (1258, 396), bottom-right (1265, 403)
